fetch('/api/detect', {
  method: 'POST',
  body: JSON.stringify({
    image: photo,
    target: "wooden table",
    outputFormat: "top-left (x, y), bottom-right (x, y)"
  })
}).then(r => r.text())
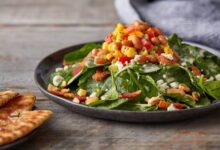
top-left (1, 0), bottom-right (220, 149)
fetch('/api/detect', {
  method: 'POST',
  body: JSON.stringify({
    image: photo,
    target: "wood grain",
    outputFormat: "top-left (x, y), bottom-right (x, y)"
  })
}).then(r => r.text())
top-left (0, 0), bottom-right (220, 150)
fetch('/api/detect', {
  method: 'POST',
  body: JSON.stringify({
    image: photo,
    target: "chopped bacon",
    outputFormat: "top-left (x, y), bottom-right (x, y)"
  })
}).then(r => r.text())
top-left (137, 55), bottom-right (158, 64)
top-left (120, 90), bottom-right (142, 99)
top-left (92, 68), bottom-right (109, 81)
top-left (191, 65), bottom-right (201, 76)
top-left (158, 100), bottom-right (169, 109)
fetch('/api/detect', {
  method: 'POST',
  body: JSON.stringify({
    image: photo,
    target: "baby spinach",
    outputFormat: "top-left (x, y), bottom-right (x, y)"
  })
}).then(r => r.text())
top-left (203, 81), bottom-right (220, 100)
top-left (88, 99), bottom-right (129, 110)
top-left (100, 72), bottom-right (119, 100)
top-left (164, 93), bottom-right (196, 107)
top-left (64, 43), bottom-right (101, 64)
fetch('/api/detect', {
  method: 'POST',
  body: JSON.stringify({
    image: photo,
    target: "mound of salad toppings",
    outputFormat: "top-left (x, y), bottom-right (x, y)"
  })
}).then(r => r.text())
top-left (48, 20), bottom-right (220, 111)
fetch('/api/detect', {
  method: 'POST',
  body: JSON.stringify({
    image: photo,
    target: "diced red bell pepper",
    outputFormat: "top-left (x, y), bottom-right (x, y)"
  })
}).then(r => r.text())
top-left (118, 56), bottom-right (132, 65)
top-left (120, 90), bottom-right (142, 99)
top-left (105, 33), bottom-right (113, 43)
top-left (173, 103), bottom-right (185, 109)
top-left (71, 65), bottom-right (83, 76)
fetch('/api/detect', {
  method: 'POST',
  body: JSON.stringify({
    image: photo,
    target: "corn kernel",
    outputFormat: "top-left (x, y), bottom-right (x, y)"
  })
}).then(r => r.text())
top-left (116, 34), bottom-right (123, 42)
top-left (60, 81), bottom-right (67, 87)
top-left (108, 43), bottom-right (119, 51)
top-left (106, 53), bottom-right (113, 60)
top-left (113, 50), bottom-right (123, 57)
top-left (125, 47), bottom-right (137, 58)
top-left (128, 35), bottom-right (135, 41)
top-left (102, 42), bottom-right (109, 50)
top-left (131, 31), bottom-right (144, 38)
top-left (140, 48), bottom-right (148, 55)
top-left (164, 46), bottom-right (174, 55)
top-left (116, 23), bottom-right (124, 31)
top-left (77, 88), bottom-right (87, 97)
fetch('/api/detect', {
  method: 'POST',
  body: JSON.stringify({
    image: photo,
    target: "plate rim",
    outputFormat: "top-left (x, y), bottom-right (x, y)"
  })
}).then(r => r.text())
top-left (34, 40), bottom-right (220, 115)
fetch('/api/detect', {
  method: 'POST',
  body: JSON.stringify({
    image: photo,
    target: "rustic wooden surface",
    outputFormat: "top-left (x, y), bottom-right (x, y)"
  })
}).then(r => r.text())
top-left (0, 0), bottom-right (220, 150)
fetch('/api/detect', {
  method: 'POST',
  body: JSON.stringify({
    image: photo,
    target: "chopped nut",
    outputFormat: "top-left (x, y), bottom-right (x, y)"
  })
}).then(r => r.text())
top-left (61, 88), bottom-right (70, 93)
top-left (148, 97), bottom-right (164, 106)
top-left (85, 97), bottom-right (98, 105)
top-left (192, 92), bottom-right (200, 101)
top-left (166, 88), bottom-right (185, 95)
top-left (63, 93), bottom-right (75, 99)
top-left (178, 83), bottom-right (190, 92)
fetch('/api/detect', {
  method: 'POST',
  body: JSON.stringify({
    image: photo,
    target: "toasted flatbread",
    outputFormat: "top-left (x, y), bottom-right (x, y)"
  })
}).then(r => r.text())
top-left (0, 93), bottom-right (36, 119)
top-left (0, 90), bottom-right (18, 107)
top-left (0, 110), bottom-right (53, 145)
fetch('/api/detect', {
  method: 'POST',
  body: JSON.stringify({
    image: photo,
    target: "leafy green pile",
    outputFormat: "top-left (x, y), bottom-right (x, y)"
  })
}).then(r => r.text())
top-left (48, 35), bottom-right (220, 111)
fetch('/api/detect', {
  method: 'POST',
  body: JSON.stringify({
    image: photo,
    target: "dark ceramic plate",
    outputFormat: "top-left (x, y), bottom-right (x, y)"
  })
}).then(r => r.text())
top-left (34, 41), bottom-right (220, 123)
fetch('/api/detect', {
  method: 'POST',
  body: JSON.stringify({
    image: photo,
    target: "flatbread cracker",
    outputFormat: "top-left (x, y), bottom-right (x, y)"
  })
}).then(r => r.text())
top-left (0, 90), bottom-right (18, 107)
top-left (0, 110), bottom-right (53, 145)
top-left (0, 93), bottom-right (36, 119)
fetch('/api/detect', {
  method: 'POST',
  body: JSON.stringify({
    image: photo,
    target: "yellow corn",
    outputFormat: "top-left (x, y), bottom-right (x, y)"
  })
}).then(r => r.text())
top-left (164, 46), bottom-right (174, 55)
top-left (140, 48), bottom-right (148, 55)
top-left (77, 88), bottom-right (87, 97)
top-left (128, 35), bottom-right (135, 41)
top-left (116, 34), bottom-right (123, 42)
top-left (108, 43), bottom-right (119, 51)
top-left (125, 47), bottom-right (137, 58)
top-left (113, 50), bottom-right (123, 57)
top-left (106, 53), bottom-right (113, 60)
top-left (102, 42), bottom-right (109, 50)
top-left (131, 31), bottom-right (144, 38)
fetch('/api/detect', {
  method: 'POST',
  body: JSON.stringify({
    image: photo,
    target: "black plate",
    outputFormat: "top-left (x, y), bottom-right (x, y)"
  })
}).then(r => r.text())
top-left (34, 41), bottom-right (220, 123)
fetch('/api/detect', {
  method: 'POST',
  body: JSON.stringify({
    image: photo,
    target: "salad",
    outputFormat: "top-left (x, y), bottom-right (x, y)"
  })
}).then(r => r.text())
top-left (47, 20), bottom-right (220, 111)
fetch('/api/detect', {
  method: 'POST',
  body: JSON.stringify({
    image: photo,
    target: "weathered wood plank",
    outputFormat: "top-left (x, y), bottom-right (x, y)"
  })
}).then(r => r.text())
top-left (0, 0), bottom-right (119, 25)
top-left (0, 26), bottom-right (114, 60)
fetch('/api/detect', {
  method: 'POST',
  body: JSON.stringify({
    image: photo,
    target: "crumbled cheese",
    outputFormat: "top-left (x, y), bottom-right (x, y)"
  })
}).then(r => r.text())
top-left (53, 75), bottom-right (64, 86)
top-left (144, 97), bottom-right (150, 102)
top-left (55, 68), bottom-right (63, 72)
top-left (64, 66), bottom-right (69, 70)
top-left (161, 53), bottom-right (174, 60)
top-left (73, 97), bottom-right (80, 104)
top-left (181, 62), bottom-right (187, 66)
top-left (101, 95), bottom-right (107, 100)
top-left (167, 104), bottom-right (179, 111)
top-left (159, 83), bottom-right (169, 92)
top-left (89, 92), bottom-right (97, 97)
top-left (115, 61), bottom-right (124, 71)
top-left (156, 79), bottom-right (164, 85)
top-left (163, 74), bottom-right (167, 79)
top-left (207, 76), bottom-right (214, 81)
top-left (133, 55), bottom-right (141, 61)
top-left (170, 82), bottom-right (179, 88)
top-left (215, 74), bottom-right (220, 80)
